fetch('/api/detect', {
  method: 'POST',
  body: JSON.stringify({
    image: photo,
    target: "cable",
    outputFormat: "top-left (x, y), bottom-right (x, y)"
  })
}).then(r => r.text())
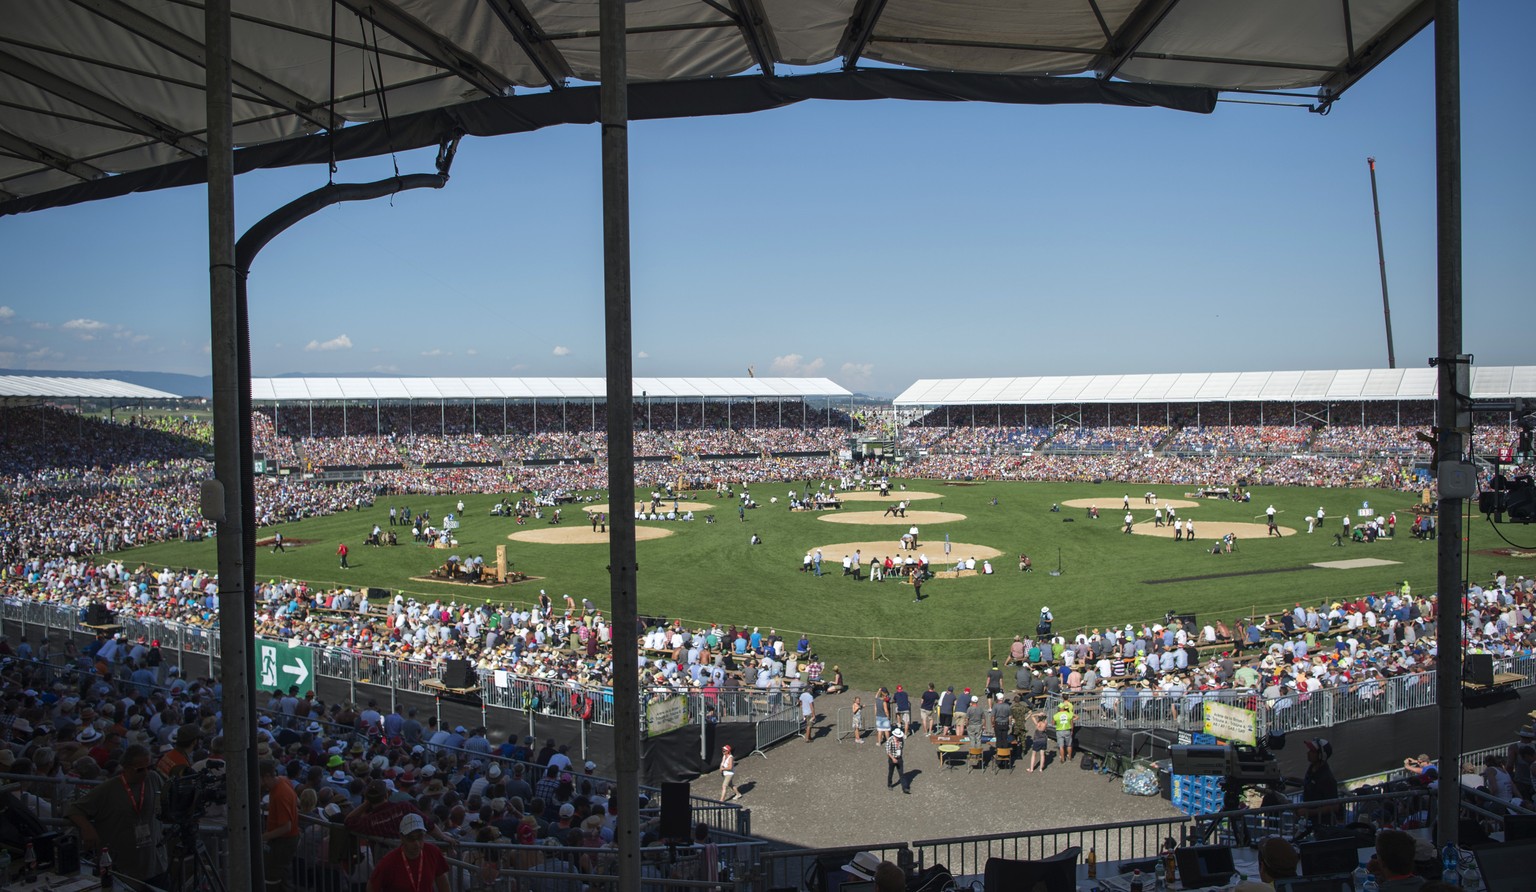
top-left (1482, 515), bottom-right (1536, 551)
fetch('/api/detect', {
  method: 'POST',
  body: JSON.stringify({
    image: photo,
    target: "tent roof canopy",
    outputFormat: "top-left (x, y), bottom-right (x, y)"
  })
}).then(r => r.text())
top-left (0, 0), bottom-right (1432, 216)
top-left (0, 375), bottom-right (179, 401)
top-left (893, 367), bottom-right (1536, 406)
top-left (251, 376), bottom-right (850, 402)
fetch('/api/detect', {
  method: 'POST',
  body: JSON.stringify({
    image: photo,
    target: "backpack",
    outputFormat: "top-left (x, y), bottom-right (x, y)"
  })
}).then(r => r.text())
top-left (1080, 753), bottom-right (1098, 771)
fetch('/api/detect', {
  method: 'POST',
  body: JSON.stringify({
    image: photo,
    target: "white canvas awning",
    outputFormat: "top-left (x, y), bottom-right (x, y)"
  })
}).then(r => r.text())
top-left (250, 376), bottom-right (850, 402)
top-left (892, 367), bottom-right (1536, 405)
top-left (0, 375), bottom-right (178, 400)
top-left (0, 0), bottom-right (1433, 215)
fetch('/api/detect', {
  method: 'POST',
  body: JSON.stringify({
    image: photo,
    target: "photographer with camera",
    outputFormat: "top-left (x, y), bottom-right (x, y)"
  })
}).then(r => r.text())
top-left (66, 743), bottom-right (169, 890)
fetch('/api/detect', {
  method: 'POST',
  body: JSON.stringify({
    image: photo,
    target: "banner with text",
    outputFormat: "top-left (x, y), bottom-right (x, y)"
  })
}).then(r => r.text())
top-left (1203, 702), bottom-right (1258, 746)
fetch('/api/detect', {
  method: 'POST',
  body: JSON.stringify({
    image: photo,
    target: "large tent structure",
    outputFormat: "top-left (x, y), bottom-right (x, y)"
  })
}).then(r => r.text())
top-left (0, 1), bottom-right (1472, 886)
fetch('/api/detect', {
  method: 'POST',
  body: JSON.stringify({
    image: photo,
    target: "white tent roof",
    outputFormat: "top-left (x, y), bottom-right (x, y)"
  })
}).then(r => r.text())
top-left (250, 376), bottom-right (849, 402)
top-left (893, 367), bottom-right (1536, 406)
top-left (0, 375), bottom-right (178, 400)
top-left (0, 0), bottom-right (1433, 215)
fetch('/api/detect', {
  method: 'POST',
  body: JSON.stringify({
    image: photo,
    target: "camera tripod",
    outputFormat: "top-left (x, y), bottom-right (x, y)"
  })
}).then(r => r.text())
top-left (163, 817), bottom-right (226, 892)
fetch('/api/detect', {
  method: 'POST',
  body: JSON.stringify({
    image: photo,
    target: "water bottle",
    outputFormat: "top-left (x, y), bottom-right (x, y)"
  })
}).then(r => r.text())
top-left (1362, 873), bottom-right (1379, 892)
top-left (1441, 843), bottom-right (1460, 884)
top-left (1154, 859), bottom-right (1167, 891)
top-left (1352, 862), bottom-right (1370, 892)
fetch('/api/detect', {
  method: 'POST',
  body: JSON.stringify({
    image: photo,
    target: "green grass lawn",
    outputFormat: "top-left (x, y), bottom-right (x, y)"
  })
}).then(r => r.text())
top-left (114, 480), bottom-right (1490, 690)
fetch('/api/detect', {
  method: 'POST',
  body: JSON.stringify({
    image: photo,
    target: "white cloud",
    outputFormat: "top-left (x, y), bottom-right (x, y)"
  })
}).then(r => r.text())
top-left (0, 306), bottom-right (13, 322)
top-left (466, 348), bottom-right (478, 356)
top-left (26, 347), bottom-right (62, 361)
top-left (31, 322), bottom-right (51, 330)
top-left (839, 362), bottom-right (875, 384)
top-left (371, 364), bottom-right (401, 373)
top-left (112, 330), bottom-right (150, 343)
top-left (770, 353), bottom-right (825, 376)
top-left (637, 351), bottom-right (650, 359)
top-left (512, 363), bottom-right (528, 371)
top-left (304, 334), bottom-right (353, 352)
top-left (552, 345), bottom-right (571, 357)
top-left (62, 318), bottom-right (109, 333)
top-left (420, 348), bottom-right (451, 357)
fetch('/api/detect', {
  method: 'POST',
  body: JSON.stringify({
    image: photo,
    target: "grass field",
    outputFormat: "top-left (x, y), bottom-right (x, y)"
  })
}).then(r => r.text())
top-left (113, 480), bottom-right (1496, 689)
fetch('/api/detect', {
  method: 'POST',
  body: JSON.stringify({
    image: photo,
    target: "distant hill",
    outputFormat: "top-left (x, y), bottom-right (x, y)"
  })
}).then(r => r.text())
top-left (0, 368), bottom-right (212, 398)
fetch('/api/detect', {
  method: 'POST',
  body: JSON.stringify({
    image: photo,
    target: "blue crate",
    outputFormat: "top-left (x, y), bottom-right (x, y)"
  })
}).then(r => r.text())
top-left (1191, 732), bottom-right (1216, 745)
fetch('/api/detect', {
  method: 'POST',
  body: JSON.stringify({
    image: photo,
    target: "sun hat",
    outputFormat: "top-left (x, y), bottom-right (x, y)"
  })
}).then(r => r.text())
top-left (892, 728), bottom-right (905, 739)
top-left (843, 852), bottom-right (883, 882)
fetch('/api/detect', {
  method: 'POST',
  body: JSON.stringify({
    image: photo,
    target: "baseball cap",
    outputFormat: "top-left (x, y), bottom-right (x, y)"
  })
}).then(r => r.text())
top-left (1304, 738), bottom-right (1333, 759)
top-left (971, 695), bottom-right (979, 703)
top-left (399, 813), bottom-right (426, 836)
top-left (558, 803), bottom-right (575, 818)
top-left (584, 760), bottom-right (597, 771)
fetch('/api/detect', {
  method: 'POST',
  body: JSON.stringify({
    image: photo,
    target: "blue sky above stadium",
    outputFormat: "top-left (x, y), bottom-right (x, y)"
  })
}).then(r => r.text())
top-left (0, 3), bottom-right (1531, 397)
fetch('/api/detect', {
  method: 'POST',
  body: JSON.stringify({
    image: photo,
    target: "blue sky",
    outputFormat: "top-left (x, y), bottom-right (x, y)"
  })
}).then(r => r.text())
top-left (0, 4), bottom-right (1531, 397)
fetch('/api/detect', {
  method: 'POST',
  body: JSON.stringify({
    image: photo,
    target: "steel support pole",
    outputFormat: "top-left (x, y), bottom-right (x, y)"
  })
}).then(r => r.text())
top-left (1368, 157), bottom-right (1397, 368)
top-left (599, 0), bottom-right (641, 887)
top-left (204, 1), bottom-right (261, 887)
top-left (1433, 0), bottom-right (1464, 849)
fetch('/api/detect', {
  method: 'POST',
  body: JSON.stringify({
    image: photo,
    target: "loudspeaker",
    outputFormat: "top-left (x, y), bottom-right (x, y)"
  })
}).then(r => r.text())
top-left (659, 781), bottom-right (691, 839)
top-left (367, 587), bottom-right (391, 600)
top-left (443, 659), bottom-right (473, 688)
top-left (84, 603), bottom-right (115, 626)
top-left (1465, 653), bottom-right (1494, 687)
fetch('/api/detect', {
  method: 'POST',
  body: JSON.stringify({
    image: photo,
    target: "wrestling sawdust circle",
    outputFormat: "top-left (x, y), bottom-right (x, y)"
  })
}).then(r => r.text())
top-left (834, 490), bottom-right (945, 502)
top-left (818, 510), bottom-right (967, 525)
top-left (1131, 521), bottom-right (1292, 539)
top-left (508, 526), bottom-right (674, 545)
top-left (1060, 497), bottom-right (1203, 510)
top-left (582, 501), bottom-right (711, 513)
top-left (811, 541), bottom-right (1003, 566)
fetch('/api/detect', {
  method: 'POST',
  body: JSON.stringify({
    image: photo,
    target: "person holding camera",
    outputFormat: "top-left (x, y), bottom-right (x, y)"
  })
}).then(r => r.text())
top-left (67, 743), bottom-right (169, 891)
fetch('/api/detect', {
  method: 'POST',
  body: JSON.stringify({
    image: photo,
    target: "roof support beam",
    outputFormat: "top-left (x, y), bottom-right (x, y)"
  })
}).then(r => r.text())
top-left (0, 128), bottom-right (107, 181)
top-left (0, 48), bottom-right (206, 156)
top-left (1318, 0), bottom-right (1433, 101)
top-left (480, 0), bottom-right (573, 89)
top-left (726, 0), bottom-right (777, 76)
top-left (336, 0), bottom-right (512, 100)
top-left (838, 0), bottom-right (891, 71)
top-left (1093, 0), bottom-right (1183, 81)
top-left (67, 0), bottom-right (343, 131)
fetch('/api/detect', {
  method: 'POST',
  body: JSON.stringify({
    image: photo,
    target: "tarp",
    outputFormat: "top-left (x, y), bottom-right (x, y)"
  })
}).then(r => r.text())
top-left (1, 0), bottom-right (1433, 215)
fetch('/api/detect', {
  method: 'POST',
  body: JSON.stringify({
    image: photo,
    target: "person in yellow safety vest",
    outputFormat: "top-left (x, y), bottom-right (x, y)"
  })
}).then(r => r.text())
top-left (1053, 700), bottom-right (1076, 763)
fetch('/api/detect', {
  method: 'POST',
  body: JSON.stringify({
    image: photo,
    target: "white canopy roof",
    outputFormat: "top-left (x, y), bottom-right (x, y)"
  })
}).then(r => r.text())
top-left (250, 376), bottom-right (850, 402)
top-left (0, 0), bottom-right (1432, 215)
top-left (893, 367), bottom-right (1536, 406)
top-left (0, 375), bottom-right (178, 400)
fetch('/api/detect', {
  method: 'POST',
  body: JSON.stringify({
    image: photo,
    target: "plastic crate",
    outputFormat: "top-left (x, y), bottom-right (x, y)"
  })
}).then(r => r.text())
top-left (1191, 732), bottom-right (1216, 745)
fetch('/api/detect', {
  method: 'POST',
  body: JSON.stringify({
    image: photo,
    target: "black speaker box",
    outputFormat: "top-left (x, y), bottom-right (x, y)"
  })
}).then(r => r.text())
top-left (1465, 653), bottom-right (1494, 687)
top-left (443, 659), bottom-right (473, 688)
top-left (659, 781), bottom-right (691, 839)
top-left (84, 603), bottom-right (115, 626)
top-left (367, 587), bottom-right (391, 600)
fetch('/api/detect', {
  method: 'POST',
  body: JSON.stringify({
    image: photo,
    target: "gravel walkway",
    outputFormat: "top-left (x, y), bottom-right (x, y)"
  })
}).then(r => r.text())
top-left (717, 691), bottom-right (1184, 849)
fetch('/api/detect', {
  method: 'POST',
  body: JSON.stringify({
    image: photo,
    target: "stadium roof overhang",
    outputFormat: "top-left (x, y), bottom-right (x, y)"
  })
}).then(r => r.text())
top-left (893, 367), bottom-right (1536, 406)
top-left (0, 374), bottom-right (179, 403)
top-left (0, 0), bottom-right (1435, 215)
top-left (251, 376), bottom-right (850, 402)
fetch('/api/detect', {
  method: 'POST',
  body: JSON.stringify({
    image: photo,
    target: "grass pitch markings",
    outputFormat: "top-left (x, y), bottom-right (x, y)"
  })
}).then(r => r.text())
top-left (582, 501), bottom-right (712, 513)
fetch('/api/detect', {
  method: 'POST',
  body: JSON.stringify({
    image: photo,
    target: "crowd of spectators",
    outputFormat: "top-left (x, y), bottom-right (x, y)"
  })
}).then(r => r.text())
top-left (0, 630), bottom-right (735, 891)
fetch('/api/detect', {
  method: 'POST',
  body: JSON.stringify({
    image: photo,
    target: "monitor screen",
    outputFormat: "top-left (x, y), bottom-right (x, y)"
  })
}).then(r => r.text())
top-left (1299, 837), bottom-right (1360, 877)
top-left (1175, 845), bottom-right (1235, 887)
top-left (1475, 839), bottom-right (1536, 892)
top-left (1501, 813), bottom-right (1536, 842)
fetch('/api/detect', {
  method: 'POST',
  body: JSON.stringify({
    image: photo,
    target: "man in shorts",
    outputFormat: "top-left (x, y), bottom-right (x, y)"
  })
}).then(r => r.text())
top-left (919, 683), bottom-right (938, 735)
top-left (1053, 700), bottom-right (1076, 762)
